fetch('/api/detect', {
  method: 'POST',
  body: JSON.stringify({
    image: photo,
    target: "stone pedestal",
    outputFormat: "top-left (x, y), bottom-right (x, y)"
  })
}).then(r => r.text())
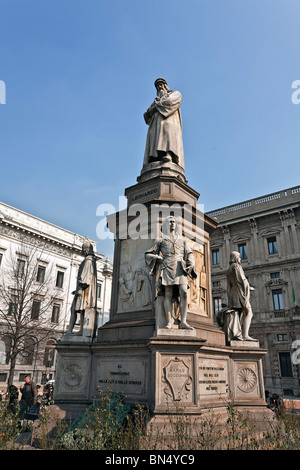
top-left (54, 161), bottom-right (272, 430)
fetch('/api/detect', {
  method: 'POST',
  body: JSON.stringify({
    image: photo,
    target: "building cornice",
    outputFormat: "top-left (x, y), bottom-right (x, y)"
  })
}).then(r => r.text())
top-left (206, 185), bottom-right (300, 224)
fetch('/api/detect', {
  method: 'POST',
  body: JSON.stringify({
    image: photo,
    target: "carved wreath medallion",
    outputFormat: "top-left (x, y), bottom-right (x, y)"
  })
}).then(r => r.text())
top-left (237, 367), bottom-right (257, 393)
top-left (61, 363), bottom-right (84, 390)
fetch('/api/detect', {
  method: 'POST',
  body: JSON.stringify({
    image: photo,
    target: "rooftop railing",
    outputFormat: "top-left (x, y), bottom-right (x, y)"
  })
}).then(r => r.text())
top-left (207, 185), bottom-right (300, 219)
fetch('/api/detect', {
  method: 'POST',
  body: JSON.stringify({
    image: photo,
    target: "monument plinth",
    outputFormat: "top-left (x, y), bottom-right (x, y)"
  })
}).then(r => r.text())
top-left (54, 78), bottom-right (272, 429)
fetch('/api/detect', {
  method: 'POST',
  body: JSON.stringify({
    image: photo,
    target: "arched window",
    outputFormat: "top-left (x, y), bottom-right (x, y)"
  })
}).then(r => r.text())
top-left (1, 335), bottom-right (12, 365)
top-left (20, 337), bottom-right (35, 365)
top-left (0, 340), bottom-right (6, 364)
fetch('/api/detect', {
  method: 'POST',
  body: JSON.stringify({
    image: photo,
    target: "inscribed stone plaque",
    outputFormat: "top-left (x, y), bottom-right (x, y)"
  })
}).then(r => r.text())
top-left (198, 358), bottom-right (229, 397)
top-left (97, 359), bottom-right (146, 396)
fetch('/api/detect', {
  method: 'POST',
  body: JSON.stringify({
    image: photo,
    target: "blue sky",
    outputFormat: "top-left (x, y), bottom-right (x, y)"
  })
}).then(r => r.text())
top-left (1, 0), bottom-right (300, 260)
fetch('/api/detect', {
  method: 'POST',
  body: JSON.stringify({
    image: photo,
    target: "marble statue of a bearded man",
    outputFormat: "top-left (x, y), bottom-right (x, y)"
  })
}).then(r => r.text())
top-left (66, 238), bottom-right (97, 336)
top-left (226, 251), bottom-right (256, 341)
top-left (143, 78), bottom-right (184, 169)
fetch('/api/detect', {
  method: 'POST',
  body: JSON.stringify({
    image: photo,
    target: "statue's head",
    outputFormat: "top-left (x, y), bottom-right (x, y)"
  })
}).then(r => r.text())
top-left (229, 251), bottom-right (241, 264)
top-left (161, 215), bottom-right (177, 235)
top-left (154, 77), bottom-right (168, 90)
top-left (82, 238), bottom-right (94, 256)
top-left (154, 77), bottom-right (171, 97)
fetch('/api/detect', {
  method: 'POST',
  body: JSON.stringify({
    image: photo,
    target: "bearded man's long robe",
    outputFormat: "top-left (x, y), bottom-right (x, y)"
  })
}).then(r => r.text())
top-left (143, 90), bottom-right (184, 169)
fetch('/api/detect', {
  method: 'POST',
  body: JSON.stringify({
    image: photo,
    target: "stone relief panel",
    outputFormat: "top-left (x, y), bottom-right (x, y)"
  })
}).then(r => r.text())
top-left (188, 242), bottom-right (208, 316)
top-left (61, 363), bottom-right (84, 390)
top-left (55, 355), bottom-right (91, 399)
top-left (236, 367), bottom-right (258, 393)
top-left (117, 239), bottom-right (153, 313)
top-left (234, 362), bottom-right (260, 398)
top-left (160, 355), bottom-right (195, 405)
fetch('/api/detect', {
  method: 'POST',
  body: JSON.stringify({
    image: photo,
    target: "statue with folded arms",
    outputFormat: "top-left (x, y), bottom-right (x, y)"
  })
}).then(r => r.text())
top-left (143, 78), bottom-right (184, 170)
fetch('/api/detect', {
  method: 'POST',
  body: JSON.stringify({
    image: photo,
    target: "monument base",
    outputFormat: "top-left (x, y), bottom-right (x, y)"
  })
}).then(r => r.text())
top-left (54, 334), bottom-right (272, 433)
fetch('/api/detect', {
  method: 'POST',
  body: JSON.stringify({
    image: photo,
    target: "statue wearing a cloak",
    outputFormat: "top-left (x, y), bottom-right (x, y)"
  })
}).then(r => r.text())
top-left (143, 78), bottom-right (184, 170)
top-left (217, 251), bottom-right (256, 342)
top-left (66, 238), bottom-right (97, 336)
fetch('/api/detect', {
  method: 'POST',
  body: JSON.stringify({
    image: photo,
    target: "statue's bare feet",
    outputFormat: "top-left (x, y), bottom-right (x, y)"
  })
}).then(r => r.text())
top-left (181, 322), bottom-right (194, 330)
top-left (243, 336), bottom-right (257, 341)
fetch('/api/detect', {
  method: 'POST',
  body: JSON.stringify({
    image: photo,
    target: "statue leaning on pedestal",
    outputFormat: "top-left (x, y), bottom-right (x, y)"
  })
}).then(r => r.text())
top-left (145, 216), bottom-right (197, 330)
top-left (66, 238), bottom-right (97, 336)
top-left (217, 251), bottom-right (257, 342)
top-left (143, 78), bottom-right (184, 169)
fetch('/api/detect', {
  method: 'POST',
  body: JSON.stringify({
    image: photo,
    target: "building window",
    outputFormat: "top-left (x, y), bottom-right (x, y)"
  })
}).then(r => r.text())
top-left (16, 259), bottom-right (26, 277)
top-left (31, 300), bottom-right (41, 320)
top-left (56, 271), bottom-right (64, 288)
top-left (0, 373), bottom-right (7, 382)
top-left (44, 340), bottom-right (56, 367)
top-left (8, 298), bottom-right (17, 316)
top-left (212, 281), bottom-right (221, 288)
top-left (270, 272), bottom-right (280, 279)
top-left (212, 249), bottom-right (220, 266)
top-left (279, 352), bottom-right (293, 377)
top-left (267, 236), bottom-right (278, 255)
top-left (96, 283), bottom-right (102, 299)
top-left (0, 253), bottom-right (3, 266)
top-left (272, 289), bottom-right (284, 310)
top-left (213, 297), bottom-right (222, 316)
top-left (51, 304), bottom-right (60, 323)
top-left (283, 389), bottom-right (294, 396)
top-left (36, 265), bottom-right (46, 283)
top-left (21, 337), bottom-right (35, 366)
top-left (19, 373), bottom-right (30, 382)
top-left (277, 334), bottom-right (288, 341)
top-left (238, 243), bottom-right (247, 260)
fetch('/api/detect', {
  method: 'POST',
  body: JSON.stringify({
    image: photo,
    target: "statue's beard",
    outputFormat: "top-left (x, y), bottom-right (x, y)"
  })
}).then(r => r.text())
top-left (157, 87), bottom-right (167, 98)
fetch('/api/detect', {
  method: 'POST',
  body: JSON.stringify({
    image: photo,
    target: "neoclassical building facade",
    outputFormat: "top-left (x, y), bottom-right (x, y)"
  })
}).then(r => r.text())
top-left (0, 202), bottom-right (112, 391)
top-left (206, 185), bottom-right (300, 397)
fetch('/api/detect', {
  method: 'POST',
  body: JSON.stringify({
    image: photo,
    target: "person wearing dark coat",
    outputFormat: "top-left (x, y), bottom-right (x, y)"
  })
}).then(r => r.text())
top-left (19, 375), bottom-right (38, 419)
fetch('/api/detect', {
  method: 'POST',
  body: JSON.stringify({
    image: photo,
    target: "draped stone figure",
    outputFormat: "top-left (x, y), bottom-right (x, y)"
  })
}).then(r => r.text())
top-left (66, 238), bottom-right (97, 336)
top-left (143, 78), bottom-right (184, 169)
top-left (145, 216), bottom-right (197, 330)
top-left (217, 251), bottom-right (256, 342)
